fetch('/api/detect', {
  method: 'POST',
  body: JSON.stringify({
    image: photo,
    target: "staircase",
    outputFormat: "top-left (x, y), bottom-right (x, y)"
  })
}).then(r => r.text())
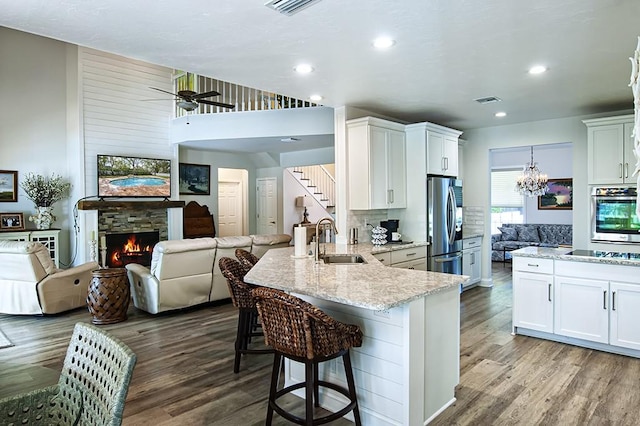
top-left (289, 165), bottom-right (335, 213)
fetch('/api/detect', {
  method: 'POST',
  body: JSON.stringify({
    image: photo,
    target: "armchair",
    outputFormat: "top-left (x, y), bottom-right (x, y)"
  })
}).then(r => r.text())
top-left (0, 322), bottom-right (136, 425)
top-left (0, 240), bottom-right (98, 315)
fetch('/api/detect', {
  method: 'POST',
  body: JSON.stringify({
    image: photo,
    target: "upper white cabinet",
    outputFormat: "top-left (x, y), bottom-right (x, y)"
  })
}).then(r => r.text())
top-left (405, 122), bottom-right (463, 177)
top-left (584, 115), bottom-right (635, 185)
top-left (347, 117), bottom-right (407, 210)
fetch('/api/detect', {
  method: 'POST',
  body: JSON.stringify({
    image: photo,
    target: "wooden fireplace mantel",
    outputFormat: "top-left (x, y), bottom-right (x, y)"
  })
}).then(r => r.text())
top-left (77, 200), bottom-right (186, 211)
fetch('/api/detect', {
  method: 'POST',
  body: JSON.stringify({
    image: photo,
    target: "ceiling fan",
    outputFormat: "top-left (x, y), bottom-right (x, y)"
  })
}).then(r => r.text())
top-left (149, 81), bottom-right (235, 111)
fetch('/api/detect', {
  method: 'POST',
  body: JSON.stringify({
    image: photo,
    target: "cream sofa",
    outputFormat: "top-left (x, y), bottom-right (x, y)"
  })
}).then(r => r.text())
top-left (0, 240), bottom-right (99, 315)
top-left (125, 234), bottom-right (291, 314)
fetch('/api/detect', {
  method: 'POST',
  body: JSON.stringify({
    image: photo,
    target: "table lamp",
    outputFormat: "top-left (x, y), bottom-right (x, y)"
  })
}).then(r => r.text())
top-left (295, 196), bottom-right (312, 224)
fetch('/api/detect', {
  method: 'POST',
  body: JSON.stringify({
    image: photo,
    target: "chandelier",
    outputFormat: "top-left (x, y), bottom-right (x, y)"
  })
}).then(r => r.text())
top-left (515, 146), bottom-right (548, 197)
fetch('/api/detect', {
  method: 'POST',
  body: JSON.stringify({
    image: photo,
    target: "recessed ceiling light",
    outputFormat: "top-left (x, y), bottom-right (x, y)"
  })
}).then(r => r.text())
top-left (294, 64), bottom-right (314, 74)
top-left (373, 37), bottom-right (395, 49)
top-left (495, 112), bottom-right (507, 118)
top-left (309, 94), bottom-right (323, 102)
top-left (528, 65), bottom-right (547, 75)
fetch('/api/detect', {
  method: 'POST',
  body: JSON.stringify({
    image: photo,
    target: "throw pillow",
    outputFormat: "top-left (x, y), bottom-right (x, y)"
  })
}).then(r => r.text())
top-left (498, 226), bottom-right (518, 241)
top-left (515, 225), bottom-right (541, 243)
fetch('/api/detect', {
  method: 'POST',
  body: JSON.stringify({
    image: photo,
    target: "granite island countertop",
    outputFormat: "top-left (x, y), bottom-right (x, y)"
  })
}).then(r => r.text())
top-left (244, 243), bottom-right (467, 311)
top-left (368, 240), bottom-right (428, 254)
top-left (512, 246), bottom-right (640, 267)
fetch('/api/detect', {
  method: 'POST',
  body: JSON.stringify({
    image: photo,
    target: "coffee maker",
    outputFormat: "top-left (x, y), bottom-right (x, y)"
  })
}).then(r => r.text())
top-left (380, 219), bottom-right (399, 243)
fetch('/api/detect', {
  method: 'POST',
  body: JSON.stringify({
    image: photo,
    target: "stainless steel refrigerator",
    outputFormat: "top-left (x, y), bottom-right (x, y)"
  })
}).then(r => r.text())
top-left (427, 176), bottom-right (463, 274)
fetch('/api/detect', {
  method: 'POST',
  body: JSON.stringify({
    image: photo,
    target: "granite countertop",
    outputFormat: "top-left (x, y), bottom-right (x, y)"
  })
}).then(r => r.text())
top-left (244, 243), bottom-right (467, 311)
top-left (512, 246), bottom-right (640, 267)
top-left (369, 240), bottom-right (428, 254)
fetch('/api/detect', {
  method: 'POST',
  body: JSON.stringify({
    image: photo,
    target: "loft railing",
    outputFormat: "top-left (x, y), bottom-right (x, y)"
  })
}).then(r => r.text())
top-left (173, 72), bottom-right (320, 117)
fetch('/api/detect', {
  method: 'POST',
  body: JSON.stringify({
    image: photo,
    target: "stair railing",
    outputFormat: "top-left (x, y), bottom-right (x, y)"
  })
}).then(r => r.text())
top-left (291, 165), bottom-right (335, 209)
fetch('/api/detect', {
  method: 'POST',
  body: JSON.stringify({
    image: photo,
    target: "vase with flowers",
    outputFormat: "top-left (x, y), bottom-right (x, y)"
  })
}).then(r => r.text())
top-left (20, 173), bottom-right (71, 230)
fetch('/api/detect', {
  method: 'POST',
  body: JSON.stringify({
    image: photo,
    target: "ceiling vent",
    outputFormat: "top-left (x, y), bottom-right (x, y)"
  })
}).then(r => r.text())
top-left (474, 96), bottom-right (502, 105)
top-left (264, 0), bottom-right (323, 16)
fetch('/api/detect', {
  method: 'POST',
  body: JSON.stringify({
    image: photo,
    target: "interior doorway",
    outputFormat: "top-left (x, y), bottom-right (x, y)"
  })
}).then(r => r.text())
top-left (257, 177), bottom-right (278, 234)
top-left (218, 168), bottom-right (248, 236)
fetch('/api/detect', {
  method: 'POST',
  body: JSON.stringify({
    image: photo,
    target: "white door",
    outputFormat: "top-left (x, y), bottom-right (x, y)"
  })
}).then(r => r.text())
top-left (513, 271), bottom-right (554, 333)
top-left (218, 181), bottom-right (243, 236)
top-left (257, 177), bottom-right (277, 234)
top-left (610, 281), bottom-right (640, 350)
top-left (554, 276), bottom-right (609, 343)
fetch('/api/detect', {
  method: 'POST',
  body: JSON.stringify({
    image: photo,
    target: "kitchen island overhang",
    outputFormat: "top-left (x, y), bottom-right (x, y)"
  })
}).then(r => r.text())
top-left (245, 244), bottom-right (468, 425)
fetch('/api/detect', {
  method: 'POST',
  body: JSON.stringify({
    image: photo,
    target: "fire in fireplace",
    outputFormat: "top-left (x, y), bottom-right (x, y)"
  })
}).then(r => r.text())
top-left (105, 231), bottom-right (159, 268)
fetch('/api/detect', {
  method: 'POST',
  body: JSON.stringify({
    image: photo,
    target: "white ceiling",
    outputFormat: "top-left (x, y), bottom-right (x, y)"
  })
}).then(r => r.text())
top-left (1, 0), bottom-right (638, 135)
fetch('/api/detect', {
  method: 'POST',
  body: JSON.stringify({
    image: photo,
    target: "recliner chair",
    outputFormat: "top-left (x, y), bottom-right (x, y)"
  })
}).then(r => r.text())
top-left (0, 240), bottom-right (98, 315)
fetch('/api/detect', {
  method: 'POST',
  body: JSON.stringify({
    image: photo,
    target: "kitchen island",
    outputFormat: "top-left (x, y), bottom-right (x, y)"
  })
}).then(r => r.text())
top-left (245, 243), bottom-right (468, 425)
top-left (512, 246), bottom-right (640, 358)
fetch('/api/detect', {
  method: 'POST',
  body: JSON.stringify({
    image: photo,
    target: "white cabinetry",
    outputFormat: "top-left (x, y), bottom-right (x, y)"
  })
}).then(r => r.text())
top-left (609, 281), bottom-right (640, 350)
top-left (554, 276), bottom-right (609, 343)
top-left (514, 257), bottom-right (640, 356)
top-left (554, 260), bottom-right (640, 350)
top-left (372, 244), bottom-right (427, 270)
top-left (461, 237), bottom-right (482, 288)
top-left (347, 117), bottom-right (406, 210)
top-left (406, 122), bottom-right (462, 178)
top-left (584, 115), bottom-right (635, 184)
top-left (512, 257), bottom-right (554, 333)
top-left (0, 229), bottom-right (61, 267)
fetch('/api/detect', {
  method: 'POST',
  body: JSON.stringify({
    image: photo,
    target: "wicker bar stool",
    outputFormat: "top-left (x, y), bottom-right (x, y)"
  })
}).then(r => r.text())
top-left (252, 287), bottom-right (363, 426)
top-left (219, 257), bottom-right (273, 373)
top-left (235, 248), bottom-right (260, 272)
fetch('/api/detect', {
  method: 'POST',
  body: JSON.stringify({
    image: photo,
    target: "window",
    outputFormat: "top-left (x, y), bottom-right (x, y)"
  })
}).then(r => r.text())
top-left (491, 169), bottom-right (524, 234)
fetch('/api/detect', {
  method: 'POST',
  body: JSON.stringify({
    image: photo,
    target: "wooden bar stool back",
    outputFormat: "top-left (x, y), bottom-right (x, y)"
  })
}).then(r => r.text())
top-left (218, 257), bottom-right (272, 373)
top-left (252, 286), bottom-right (363, 426)
top-left (235, 248), bottom-right (259, 272)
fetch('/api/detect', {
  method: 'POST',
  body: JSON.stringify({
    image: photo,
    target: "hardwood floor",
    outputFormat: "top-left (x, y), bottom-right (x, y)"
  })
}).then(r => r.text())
top-left (1, 264), bottom-right (639, 425)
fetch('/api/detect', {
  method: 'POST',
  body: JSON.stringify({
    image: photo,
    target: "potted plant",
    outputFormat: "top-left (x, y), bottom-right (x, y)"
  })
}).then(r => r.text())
top-left (20, 173), bottom-right (71, 229)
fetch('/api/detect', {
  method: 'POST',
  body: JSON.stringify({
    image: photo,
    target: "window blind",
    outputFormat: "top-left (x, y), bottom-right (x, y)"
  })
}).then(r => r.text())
top-left (491, 169), bottom-right (523, 207)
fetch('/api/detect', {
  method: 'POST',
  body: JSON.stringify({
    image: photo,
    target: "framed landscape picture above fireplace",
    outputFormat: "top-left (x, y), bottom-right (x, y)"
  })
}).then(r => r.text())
top-left (538, 178), bottom-right (573, 210)
top-left (179, 163), bottom-right (211, 195)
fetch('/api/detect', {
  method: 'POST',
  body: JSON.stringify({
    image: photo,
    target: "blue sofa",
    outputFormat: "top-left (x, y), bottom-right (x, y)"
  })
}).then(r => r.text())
top-left (491, 223), bottom-right (572, 261)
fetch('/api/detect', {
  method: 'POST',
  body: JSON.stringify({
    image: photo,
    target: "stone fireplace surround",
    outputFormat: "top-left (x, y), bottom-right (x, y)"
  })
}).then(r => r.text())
top-left (77, 200), bottom-right (185, 266)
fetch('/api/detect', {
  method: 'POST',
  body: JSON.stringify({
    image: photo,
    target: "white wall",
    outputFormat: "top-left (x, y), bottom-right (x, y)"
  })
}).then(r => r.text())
top-left (180, 146), bottom-right (259, 233)
top-left (0, 28), bottom-right (73, 264)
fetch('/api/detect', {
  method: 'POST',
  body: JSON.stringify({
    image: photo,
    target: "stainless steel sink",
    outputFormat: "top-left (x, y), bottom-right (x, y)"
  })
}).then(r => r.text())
top-left (321, 254), bottom-right (367, 264)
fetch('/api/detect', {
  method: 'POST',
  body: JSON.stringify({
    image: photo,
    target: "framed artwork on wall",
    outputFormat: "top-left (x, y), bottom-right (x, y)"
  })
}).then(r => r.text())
top-left (179, 163), bottom-right (211, 195)
top-left (0, 212), bottom-right (25, 230)
top-left (0, 170), bottom-right (18, 202)
top-left (538, 178), bottom-right (573, 210)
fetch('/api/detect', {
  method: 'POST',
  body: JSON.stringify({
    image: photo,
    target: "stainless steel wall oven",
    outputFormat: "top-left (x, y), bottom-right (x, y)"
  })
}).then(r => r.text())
top-left (591, 187), bottom-right (640, 243)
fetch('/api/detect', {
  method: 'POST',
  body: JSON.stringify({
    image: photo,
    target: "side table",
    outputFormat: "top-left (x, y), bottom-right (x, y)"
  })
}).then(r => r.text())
top-left (87, 268), bottom-right (130, 324)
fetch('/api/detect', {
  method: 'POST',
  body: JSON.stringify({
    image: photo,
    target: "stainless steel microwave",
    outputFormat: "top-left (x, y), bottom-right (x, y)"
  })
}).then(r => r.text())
top-left (591, 187), bottom-right (640, 243)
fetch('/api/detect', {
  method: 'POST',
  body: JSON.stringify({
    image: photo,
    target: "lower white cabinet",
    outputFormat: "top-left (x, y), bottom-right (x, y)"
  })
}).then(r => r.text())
top-left (609, 281), bottom-right (640, 350)
top-left (513, 259), bottom-right (553, 333)
top-left (462, 237), bottom-right (482, 288)
top-left (372, 244), bottom-right (427, 270)
top-left (514, 257), bottom-right (640, 355)
top-left (554, 276), bottom-right (609, 343)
